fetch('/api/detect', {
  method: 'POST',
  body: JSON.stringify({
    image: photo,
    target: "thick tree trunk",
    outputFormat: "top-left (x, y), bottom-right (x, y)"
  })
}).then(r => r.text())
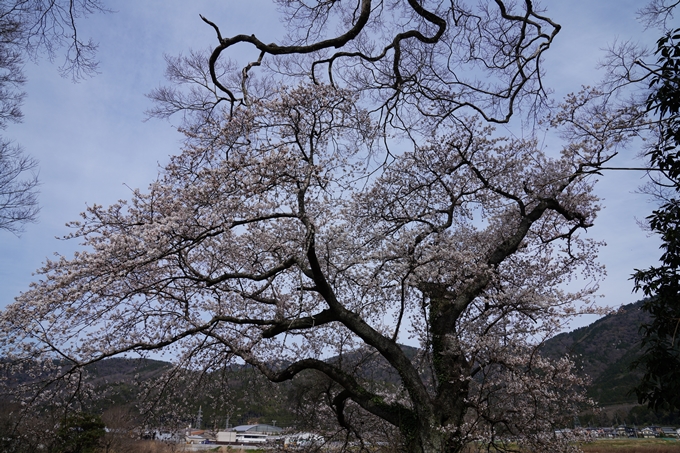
top-left (402, 419), bottom-right (467, 453)
top-left (404, 283), bottom-right (472, 453)
top-left (427, 430), bottom-right (465, 453)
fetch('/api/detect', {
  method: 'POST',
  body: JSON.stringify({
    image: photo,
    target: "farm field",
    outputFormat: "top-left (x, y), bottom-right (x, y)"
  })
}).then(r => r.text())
top-left (580, 439), bottom-right (680, 452)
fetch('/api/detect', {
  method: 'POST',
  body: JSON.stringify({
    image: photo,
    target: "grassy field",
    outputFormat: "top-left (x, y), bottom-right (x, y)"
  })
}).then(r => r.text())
top-left (580, 438), bottom-right (680, 452)
top-left (123, 439), bottom-right (680, 452)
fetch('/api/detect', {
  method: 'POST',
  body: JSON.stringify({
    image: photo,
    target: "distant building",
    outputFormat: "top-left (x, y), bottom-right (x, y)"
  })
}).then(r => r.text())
top-left (660, 427), bottom-right (678, 438)
top-left (216, 431), bottom-right (236, 443)
top-left (641, 427), bottom-right (656, 438)
top-left (216, 424), bottom-right (283, 445)
top-left (233, 424), bottom-right (283, 435)
top-left (185, 433), bottom-right (209, 444)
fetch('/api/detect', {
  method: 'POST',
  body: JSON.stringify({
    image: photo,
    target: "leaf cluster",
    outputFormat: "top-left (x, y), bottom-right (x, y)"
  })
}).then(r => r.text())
top-left (646, 28), bottom-right (680, 175)
top-left (632, 26), bottom-right (680, 413)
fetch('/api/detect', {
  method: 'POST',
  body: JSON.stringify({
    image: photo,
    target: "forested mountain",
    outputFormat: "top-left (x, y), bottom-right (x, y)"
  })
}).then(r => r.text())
top-left (82, 303), bottom-right (655, 418)
top-left (541, 301), bottom-right (649, 406)
top-left (5, 301), bottom-right (675, 430)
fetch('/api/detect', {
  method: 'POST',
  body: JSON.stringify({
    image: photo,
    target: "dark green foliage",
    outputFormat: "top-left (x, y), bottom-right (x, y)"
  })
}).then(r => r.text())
top-left (590, 347), bottom-right (644, 406)
top-left (632, 27), bottom-right (680, 413)
top-left (646, 28), bottom-right (680, 159)
top-left (54, 413), bottom-right (105, 453)
top-left (625, 405), bottom-right (680, 426)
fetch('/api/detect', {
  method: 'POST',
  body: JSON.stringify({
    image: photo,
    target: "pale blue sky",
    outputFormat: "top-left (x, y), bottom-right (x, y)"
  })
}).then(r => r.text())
top-left (0, 0), bottom-right (669, 332)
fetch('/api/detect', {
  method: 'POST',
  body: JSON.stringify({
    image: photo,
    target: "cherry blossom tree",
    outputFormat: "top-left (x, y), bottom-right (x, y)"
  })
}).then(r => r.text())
top-left (0, 81), bottom-right (627, 452)
top-left (0, 1), bottom-right (643, 452)
top-left (149, 0), bottom-right (561, 131)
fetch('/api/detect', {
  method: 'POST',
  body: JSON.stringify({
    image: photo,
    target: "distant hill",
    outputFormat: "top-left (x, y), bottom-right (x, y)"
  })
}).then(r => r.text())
top-left (86, 357), bottom-right (171, 382)
top-left (81, 304), bottom-right (651, 409)
top-left (4, 302), bottom-right (663, 427)
top-left (84, 357), bottom-right (173, 408)
top-left (541, 301), bottom-right (649, 406)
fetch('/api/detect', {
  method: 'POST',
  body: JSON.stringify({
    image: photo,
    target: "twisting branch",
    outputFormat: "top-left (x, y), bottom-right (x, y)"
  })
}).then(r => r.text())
top-left (148, 1), bottom-right (561, 128)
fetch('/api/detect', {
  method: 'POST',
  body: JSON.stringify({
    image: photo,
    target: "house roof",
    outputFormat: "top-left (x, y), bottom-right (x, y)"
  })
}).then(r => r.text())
top-left (233, 424), bottom-right (283, 433)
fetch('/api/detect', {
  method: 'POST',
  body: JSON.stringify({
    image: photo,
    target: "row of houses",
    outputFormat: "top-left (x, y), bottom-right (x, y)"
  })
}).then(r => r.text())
top-left (558, 426), bottom-right (680, 439)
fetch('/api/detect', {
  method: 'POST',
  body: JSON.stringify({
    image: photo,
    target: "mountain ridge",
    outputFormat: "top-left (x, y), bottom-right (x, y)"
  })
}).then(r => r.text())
top-left (541, 301), bottom-right (648, 406)
top-left (2, 300), bottom-right (665, 428)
